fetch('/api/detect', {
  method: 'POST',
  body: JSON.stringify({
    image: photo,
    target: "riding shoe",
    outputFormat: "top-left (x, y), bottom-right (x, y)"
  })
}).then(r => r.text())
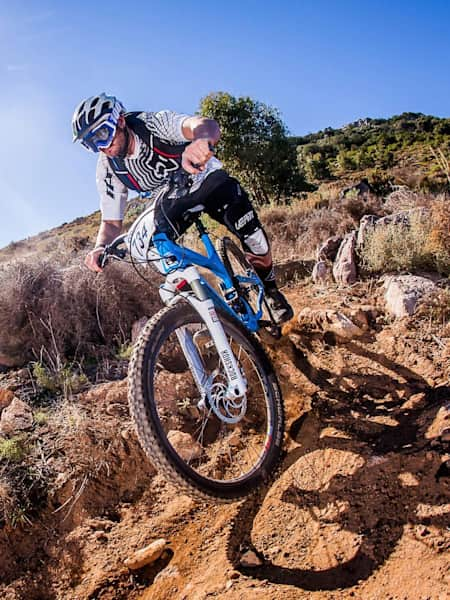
top-left (265, 287), bottom-right (294, 325)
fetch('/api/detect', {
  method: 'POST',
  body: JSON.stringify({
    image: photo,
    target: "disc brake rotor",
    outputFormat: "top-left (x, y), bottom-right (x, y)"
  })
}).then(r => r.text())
top-left (206, 371), bottom-right (247, 424)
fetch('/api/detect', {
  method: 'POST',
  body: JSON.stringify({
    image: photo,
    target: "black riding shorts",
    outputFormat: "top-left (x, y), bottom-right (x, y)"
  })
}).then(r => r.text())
top-left (153, 170), bottom-right (269, 256)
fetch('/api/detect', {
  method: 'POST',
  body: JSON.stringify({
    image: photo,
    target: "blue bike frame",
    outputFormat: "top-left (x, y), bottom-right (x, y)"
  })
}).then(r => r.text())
top-left (152, 231), bottom-right (264, 333)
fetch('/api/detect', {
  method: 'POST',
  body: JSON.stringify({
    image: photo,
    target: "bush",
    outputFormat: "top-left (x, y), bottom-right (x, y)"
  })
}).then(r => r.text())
top-left (260, 200), bottom-right (355, 261)
top-left (0, 258), bottom-right (161, 366)
top-left (360, 200), bottom-right (450, 275)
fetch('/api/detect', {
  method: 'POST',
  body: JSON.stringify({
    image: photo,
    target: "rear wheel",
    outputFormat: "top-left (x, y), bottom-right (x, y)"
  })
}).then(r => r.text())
top-left (128, 302), bottom-right (284, 503)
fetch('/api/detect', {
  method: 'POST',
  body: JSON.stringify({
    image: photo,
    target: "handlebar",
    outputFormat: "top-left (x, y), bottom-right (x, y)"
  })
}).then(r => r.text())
top-left (98, 234), bottom-right (128, 268)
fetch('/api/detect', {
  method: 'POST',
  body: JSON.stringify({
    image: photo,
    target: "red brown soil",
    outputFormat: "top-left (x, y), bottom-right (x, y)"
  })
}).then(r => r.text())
top-left (0, 281), bottom-right (449, 600)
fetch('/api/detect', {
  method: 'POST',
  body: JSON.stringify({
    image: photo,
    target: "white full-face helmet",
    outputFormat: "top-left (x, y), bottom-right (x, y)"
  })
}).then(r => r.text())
top-left (72, 93), bottom-right (124, 152)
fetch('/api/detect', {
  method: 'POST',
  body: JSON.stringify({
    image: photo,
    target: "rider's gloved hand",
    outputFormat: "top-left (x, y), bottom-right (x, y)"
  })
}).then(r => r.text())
top-left (84, 246), bottom-right (105, 273)
top-left (182, 139), bottom-right (214, 174)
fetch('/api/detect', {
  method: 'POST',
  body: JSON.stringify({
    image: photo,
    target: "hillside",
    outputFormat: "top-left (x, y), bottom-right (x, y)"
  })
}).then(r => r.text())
top-left (294, 112), bottom-right (450, 190)
top-left (0, 116), bottom-right (449, 600)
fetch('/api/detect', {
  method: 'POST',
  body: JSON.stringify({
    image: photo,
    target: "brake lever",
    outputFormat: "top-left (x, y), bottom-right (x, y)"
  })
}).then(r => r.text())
top-left (98, 241), bottom-right (127, 269)
top-left (98, 251), bottom-right (108, 269)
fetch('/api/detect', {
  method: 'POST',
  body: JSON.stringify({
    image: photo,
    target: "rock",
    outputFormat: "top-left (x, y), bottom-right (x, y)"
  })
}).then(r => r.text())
top-left (332, 231), bottom-right (358, 285)
top-left (17, 368), bottom-right (31, 380)
top-left (167, 430), bottom-right (203, 461)
top-left (357, 209), bottom-right (427, 249)
top-left (239, 550), bottom-right (263, 567)
top-left (0, 398), bottom-right (34, 435)
top-left (376, 208), bottom-right (426, 228)
top-left (402, 392), bottom-right (427, 410)
top-left (297, 308), bottom-right (366, 340)
top-left (357, 214), bottom-right (378, 248)
top-left (316, 236), bottom-right (343, 261)
top-left (104, 379), bottom-right (128, 405)
top-left (154, 565), bottom-right (179, 582)
top-left (106, 403), bottom-right (128, 417)
top-left (0, 389), bottom-right (15, 411)
top-left (0, 353), bottom-right (22, 369)
top-left (440, 429), bottom-right (450, 443)
top-left (383, 275), bottom-right (436, 318)
top-left (312, 260), bottom-right (332, 283)
top-left (348, 308), bottom-right (370, 331)
top-left (124, 538), bottom-right (167, 570)
top-left (131, 316), bottom-right (148, 343)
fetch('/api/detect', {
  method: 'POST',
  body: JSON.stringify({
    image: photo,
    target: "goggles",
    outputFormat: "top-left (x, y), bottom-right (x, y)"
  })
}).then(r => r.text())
top-left (81, 117), bottom-right (117, 153)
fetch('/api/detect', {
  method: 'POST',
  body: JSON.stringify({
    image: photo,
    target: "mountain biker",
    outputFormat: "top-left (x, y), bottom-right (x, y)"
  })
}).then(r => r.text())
top-left (72, 93), bottom-right (294, 324)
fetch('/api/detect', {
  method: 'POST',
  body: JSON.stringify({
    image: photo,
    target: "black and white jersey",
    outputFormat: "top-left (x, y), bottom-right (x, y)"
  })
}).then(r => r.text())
top-left (96, 110), bottom-right (222, 220)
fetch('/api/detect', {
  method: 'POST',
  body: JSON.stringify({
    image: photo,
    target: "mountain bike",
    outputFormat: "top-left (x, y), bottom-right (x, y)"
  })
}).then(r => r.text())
top-left (101, 178), bottom-right (285, 503)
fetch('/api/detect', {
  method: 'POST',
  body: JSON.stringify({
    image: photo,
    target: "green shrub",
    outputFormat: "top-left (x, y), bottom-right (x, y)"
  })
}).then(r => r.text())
top-left (0, 438), bottom-right (26, 462)
top-left (32, 361), bottom-right (88, 396)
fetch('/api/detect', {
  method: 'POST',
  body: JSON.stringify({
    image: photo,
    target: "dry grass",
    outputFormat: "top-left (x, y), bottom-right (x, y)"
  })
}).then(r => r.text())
top-left (0, 258), bottom-right (161, 367)
top-left (415, 287), bottom-right (450, 336)
top-left (360, 197), bottom-right (450, 276)
top-left (260, 191), bottom-right (384, 261)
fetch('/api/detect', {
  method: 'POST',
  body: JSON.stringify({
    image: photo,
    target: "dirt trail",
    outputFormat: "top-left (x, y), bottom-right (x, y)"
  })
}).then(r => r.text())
top-left (0, 281), bottom-right (449, 600)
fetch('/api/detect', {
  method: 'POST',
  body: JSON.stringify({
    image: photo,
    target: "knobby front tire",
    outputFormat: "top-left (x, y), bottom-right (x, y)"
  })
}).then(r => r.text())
top-left (128, 302), bottom-right (284, 503)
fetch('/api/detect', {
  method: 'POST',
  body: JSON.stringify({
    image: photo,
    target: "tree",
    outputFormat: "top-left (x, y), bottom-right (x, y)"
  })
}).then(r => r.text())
top-left (199, 92), bottom-right (311, 204)
top-left (298, 149), bottom-right (332, 182)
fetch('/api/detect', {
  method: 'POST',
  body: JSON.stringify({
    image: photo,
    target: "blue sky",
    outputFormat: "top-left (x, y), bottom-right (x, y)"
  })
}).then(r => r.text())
top-left (1, 0), bottom-right (449, 247)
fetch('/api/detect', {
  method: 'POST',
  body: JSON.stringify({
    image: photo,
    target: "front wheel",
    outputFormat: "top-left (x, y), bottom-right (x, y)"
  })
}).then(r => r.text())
top-left (128, 302), bottom-right (284, 503)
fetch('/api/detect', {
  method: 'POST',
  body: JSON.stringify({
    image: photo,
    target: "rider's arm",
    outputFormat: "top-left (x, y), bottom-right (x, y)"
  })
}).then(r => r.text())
top-left (181, 116), bottom-right (220, 144)
top-left (85, 220), bottom-right (123, 273)
top-left (85, 155), bottom-right (128, 273)
top-left (181, 116), bottom-right (220, 175)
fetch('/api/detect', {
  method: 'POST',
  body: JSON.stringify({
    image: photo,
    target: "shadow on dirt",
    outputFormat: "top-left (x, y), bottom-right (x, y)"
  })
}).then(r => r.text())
top-left (226, 334), bottom-right (450, 591)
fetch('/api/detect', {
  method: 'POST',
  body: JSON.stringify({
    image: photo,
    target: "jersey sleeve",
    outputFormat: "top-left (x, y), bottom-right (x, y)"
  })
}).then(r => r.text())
top-left (96, 154), bottom-right (128, 220)
top-left (143, 110), bottom-right (190, 143)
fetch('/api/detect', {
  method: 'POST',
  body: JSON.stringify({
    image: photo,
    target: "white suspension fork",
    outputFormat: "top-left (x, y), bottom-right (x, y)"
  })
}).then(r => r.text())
top-left (160, 267), bottom-right (248, 400)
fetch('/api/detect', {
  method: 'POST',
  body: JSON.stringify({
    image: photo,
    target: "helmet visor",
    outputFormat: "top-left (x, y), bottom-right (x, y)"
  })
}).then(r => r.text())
top-left (81, 119), bottom-right (117, 153)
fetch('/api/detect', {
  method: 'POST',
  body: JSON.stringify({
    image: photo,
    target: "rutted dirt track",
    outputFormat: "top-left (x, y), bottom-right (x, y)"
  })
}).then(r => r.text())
top-left (1, 281), bottom-right (449, 600)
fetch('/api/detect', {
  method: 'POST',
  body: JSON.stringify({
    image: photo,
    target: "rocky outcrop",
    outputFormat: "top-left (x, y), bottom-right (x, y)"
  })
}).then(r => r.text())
top-left (312, 208), bottom-right (431, 294)
top-left (356, 214), bottom-right (378, 248)
top-left (383, 275), bottom-right (436, 317)
top-left (356, 208), bottom-right (427, 249)
top-left (332, 231), bottom-right (358, 285)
